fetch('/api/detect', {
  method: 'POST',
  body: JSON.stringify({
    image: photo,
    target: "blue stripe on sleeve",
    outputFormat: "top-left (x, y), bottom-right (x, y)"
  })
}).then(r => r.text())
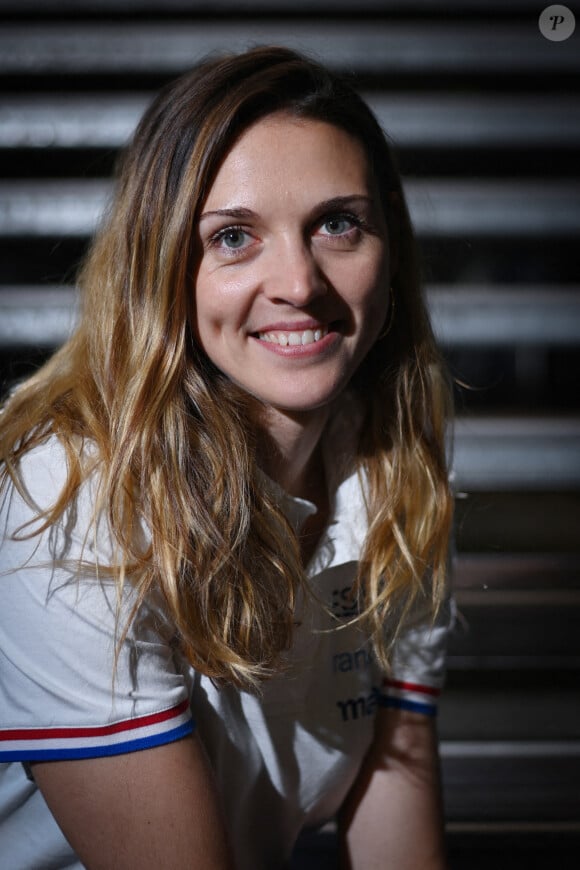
top-left (0, 720), bottom-right (195, 763)
top-left (379, 696), bottom-right (437, 717)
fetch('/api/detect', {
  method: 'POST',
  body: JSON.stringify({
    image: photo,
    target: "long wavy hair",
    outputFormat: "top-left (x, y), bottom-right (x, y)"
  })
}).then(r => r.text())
top-left (0, 46), bottom-right (453, 689)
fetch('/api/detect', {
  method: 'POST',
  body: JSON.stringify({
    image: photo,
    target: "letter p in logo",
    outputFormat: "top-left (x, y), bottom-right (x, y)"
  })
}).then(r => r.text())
top-left (539, 5), bottom-right (576, 41)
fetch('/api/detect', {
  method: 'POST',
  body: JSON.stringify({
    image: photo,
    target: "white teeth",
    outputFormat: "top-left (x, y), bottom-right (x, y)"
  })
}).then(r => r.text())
top-left (258, 327), bottom-right (329, 346)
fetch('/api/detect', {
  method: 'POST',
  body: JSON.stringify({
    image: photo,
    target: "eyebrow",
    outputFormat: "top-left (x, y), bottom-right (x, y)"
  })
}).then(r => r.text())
top-left (198, 195), bottom-right (375, 223)
top-left (312, 195), bottom-right (375, 212)
top-left (199, 207), bottom-right (256, 222)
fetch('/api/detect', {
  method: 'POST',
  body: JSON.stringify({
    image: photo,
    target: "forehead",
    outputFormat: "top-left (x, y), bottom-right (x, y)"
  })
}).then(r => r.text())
top-left (202, 113), bottom-right (374, 210)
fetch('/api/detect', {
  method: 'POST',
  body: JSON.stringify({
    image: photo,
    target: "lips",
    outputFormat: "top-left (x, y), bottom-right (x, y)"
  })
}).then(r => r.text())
top-left (257, 326), bottom-right (329, 347)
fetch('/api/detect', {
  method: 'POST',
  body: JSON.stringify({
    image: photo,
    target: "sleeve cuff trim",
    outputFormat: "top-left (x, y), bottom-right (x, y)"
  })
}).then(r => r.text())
top-left (383, 678), bottom-right (441, 697)
top-left (0, 700), bottom-right (194, 761)
top-left (379, 697), bottom-right (438, 717)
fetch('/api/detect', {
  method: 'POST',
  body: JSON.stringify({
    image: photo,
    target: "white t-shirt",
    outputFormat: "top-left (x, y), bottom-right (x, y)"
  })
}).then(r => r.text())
top-left (0, 430), bottom-right (452, 869)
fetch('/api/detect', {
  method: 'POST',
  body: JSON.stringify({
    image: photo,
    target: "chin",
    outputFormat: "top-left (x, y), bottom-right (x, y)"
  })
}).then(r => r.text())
top-left (262, 388), bottom-right (346, 415)
top-left (231, 370), bottom-right (351, 415)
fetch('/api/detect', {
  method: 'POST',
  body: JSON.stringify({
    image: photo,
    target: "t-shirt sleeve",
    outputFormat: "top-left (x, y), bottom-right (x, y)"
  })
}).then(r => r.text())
top-left (0, 439), bottom-right (194, 762)
top-left (378, 582), bottom-right (455, 718)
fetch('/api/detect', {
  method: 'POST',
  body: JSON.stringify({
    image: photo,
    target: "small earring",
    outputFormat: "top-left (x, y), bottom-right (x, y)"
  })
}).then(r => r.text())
top-left (378, 288), bottom-right (395, 340)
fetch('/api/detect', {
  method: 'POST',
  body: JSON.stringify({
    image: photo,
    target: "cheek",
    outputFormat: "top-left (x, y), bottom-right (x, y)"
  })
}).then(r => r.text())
top-left (195, 269), bottom-right (255, 333)
top-left (354, 261), bottom-right (390, 322)
top-left (192, 273), bottom-right (222, 351)
top-left (194, 273), bottom-right (230, 337)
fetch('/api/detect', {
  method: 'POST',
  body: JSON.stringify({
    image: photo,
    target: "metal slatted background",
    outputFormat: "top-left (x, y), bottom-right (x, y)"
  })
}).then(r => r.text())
top-left (1, 1), bottom-right (579, 865)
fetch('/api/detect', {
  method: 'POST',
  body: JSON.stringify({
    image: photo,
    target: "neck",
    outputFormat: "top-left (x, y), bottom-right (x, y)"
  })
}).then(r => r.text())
top-left (257, 406), bottom-right (330, 501)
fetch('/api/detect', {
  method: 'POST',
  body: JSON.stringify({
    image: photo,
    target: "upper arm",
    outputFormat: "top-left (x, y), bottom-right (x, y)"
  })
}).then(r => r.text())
top-left (337, 577), bottom-right (453, 869)
top-left (342, 705), bottom-right (443, 808)
top-left (1, 442), bottom-right (233, 866)
top-left (338, 708), bottom-right (446, 870)
top-left (32, 733), bottom-right (235, 870)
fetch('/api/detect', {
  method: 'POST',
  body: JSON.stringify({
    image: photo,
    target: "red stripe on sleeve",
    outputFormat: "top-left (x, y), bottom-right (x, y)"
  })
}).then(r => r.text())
top-left (383, 678), bottom-right (441, 697)
top-left (0, 699), bottom-right (190, 742)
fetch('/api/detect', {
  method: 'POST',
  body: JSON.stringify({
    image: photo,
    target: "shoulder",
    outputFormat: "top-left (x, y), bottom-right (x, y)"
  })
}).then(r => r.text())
top-left (2, 432), bottom-right (99, 508)
top-left (1, 432), bottom-right (108, 563)
top-left (0, 436), bottom-right (193, 758)
top-left (1, 435), bottom-right (65, 538)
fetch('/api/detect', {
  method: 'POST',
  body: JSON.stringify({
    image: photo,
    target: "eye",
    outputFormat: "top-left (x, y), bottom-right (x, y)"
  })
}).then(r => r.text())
top-left (205, 222), bottom-right (261, 261)
top-left (316, 212), bottom-right (366, 243)
top-left (320, 215), bottom-right (356, 236)
top-left (214, 226), bottom-right (251, 250)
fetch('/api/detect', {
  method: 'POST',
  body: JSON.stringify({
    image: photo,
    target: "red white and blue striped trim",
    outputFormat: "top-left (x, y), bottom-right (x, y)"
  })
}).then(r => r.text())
top-left (380, 678), bottom-right (441, 717)
top-left (0, 699), bottom-right (195, 762)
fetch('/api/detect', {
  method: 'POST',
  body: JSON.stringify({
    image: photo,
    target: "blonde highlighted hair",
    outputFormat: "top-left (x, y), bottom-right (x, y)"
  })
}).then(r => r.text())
top-left (0, 46), bottom-right (452, 688)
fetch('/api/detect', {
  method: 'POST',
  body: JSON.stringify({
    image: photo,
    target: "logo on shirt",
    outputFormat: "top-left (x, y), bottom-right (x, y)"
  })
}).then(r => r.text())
top-left (331, 584), bottom-right (359, 618)
top-left (336, 686), bottom-right (381, 722)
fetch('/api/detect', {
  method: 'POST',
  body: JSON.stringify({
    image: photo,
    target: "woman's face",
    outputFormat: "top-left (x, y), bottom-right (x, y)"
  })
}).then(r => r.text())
top-left (194, 112), bottom-right (391, 417)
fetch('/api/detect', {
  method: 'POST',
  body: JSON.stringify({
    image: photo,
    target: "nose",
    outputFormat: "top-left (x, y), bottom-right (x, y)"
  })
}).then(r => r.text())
top-left (264, 236), bottom-right (328, 306)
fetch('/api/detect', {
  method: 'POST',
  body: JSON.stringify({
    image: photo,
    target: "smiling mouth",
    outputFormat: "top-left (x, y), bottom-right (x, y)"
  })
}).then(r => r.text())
top-left (257, 326), bottom-right (329, 347)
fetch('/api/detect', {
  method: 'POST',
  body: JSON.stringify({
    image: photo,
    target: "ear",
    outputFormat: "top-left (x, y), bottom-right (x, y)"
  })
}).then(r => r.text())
top-left (386, 191), bottom-right (401, 282)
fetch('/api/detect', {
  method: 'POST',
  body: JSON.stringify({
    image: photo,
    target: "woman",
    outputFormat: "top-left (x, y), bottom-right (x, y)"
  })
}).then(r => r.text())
top-left (0, 47), bottom-right (453, 869)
